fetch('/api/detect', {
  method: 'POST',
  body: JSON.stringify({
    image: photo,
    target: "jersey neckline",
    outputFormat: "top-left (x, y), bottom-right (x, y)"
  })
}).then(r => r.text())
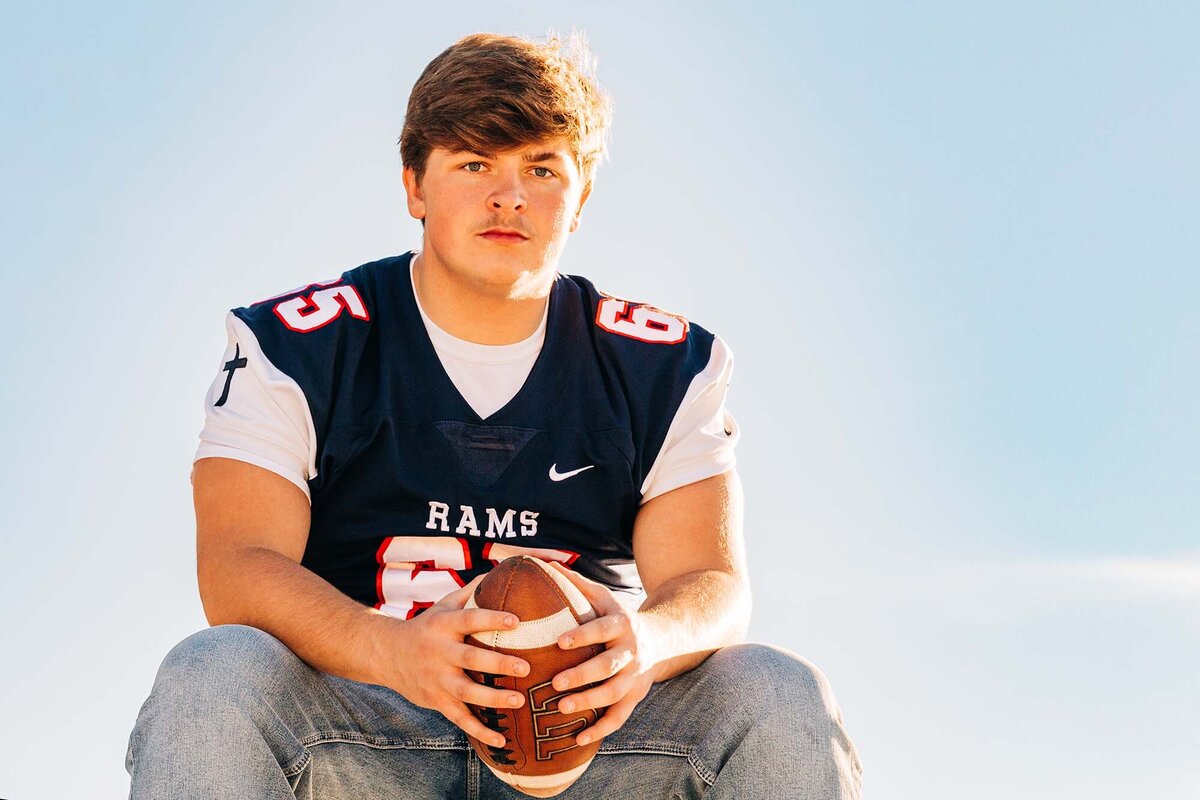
top-left (409, 254), bottom-right (549, 365)
top-left (396, 250), bottom-right (576, 425)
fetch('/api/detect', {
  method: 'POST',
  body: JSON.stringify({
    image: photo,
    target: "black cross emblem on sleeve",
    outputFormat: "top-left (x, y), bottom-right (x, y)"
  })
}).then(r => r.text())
top-left (214, 344), bottom-right (248, 407)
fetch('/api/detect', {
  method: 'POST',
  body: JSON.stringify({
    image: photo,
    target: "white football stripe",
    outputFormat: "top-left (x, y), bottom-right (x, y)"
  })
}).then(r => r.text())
top-left (531, 559), bottom-right (592, 617)
top-left (485, 758), bottom-right (595, 791)
top-left (466, 606), bottom-right (580, 650)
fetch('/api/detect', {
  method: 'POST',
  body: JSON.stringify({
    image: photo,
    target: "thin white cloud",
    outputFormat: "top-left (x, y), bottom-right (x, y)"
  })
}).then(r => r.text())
top-left (1053, 554), bottom-right (1200, 600)
top-left (771, 552), bottom-right (1200, 626)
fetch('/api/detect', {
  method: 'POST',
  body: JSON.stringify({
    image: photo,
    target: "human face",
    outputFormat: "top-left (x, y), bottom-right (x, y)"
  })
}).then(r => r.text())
top-left (403, 137), bottom-right (592, 298)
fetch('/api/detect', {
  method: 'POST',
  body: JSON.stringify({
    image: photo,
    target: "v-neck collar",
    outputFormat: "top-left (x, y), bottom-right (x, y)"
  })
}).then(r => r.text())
top-left (398, 251), bottom-right (572, 424)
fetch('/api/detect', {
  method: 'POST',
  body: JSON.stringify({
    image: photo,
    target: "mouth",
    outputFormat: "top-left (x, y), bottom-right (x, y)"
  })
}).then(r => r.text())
top-left (478, 228), bottom-right (530, 244)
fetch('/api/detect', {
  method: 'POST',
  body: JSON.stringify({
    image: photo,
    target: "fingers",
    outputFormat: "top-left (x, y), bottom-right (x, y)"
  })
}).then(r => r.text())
top-left (434, 643), bottom-right (528, 749)
top-left (553, 643), bottom-right (634, 693)
top-left (556, 667), bottom-right (631, 714)
top-left (429, 587), bottom-right (522, 638)
top-left (557, 608), bottom-right (629, 652)
top-left (440, 699), bottom-right (510, 749)
top-left (561, 668), bottom-right (655, 747)
top-left (451, 642), bottom-right (529, 680)
top-left (448, 606), bottom-right (523, 636)
top-left (445, 672), bottom-right (525, 711)
top-left (574, 687), bottom-right (646, 746)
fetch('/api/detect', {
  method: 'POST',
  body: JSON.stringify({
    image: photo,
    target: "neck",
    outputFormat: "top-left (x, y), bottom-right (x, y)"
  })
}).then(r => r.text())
top-left (411, 249), bottom-right (552, 345)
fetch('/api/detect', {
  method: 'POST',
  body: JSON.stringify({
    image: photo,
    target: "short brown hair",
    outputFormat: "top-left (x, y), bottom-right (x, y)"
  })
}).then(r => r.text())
top-left (399, 30), bottom-right (613, 190)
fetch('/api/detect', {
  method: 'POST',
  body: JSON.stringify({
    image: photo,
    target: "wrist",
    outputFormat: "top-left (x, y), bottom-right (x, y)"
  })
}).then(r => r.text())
top-left (631, 609), bottom-right (671, 681)
top-left (356, 610), bottom-right (407, 687)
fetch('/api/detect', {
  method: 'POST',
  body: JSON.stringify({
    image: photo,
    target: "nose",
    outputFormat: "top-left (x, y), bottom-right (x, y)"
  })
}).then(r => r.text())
top-left (488, 174), bottom-right (527, 214)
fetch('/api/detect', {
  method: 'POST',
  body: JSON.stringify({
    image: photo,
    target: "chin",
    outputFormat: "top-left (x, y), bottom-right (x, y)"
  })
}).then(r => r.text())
top-left (474, 252), bottom-right (555, 289)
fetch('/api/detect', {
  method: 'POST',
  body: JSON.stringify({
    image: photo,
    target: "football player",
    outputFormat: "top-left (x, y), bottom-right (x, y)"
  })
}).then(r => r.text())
top-left (126, 31), bottom-right (862, 799)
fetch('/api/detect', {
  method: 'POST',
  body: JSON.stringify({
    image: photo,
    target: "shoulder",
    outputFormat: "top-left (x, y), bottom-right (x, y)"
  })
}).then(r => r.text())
top-left (558, 274), bottom-right (738, 496)
top-left (561, 273), bottom-right (729, 383)
top-left (223, 253), bottom-right (412, 411)
top-left (233, 253), bottom-right (411, 339)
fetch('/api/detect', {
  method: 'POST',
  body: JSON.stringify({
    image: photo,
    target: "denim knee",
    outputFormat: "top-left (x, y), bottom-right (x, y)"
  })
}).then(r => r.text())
top-left (704, 644), bottom-right (843, 726)
top-left (704, 644), bottom-right (861, 776)
top-left (127, 625), bottom-right (317, 783)
top-left (157, 625), bottom-right (296, 698)
top-left (139, 623), bottom-right (319, 737)
top-left (711, 644), bottom-right (824, 699)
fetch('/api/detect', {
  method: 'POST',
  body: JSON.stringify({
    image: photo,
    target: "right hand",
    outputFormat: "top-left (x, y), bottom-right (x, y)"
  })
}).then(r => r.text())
top-left (379, 575), bottom-right (531, 748)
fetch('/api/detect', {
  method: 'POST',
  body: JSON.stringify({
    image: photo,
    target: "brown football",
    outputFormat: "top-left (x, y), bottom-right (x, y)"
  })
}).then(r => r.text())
top-left (464, 556), bottom-right (605, 797)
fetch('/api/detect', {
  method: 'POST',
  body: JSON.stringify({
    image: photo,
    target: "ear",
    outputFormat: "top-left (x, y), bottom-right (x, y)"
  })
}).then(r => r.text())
top-left (569, 181), bottom-right (593, 233)
top-left (402, 166), bottom-right (426, 221)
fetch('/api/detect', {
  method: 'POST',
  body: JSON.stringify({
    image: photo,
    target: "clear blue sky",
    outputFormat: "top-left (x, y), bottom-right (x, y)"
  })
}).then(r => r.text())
top-left (1, 2), bottom-right (1196, 798)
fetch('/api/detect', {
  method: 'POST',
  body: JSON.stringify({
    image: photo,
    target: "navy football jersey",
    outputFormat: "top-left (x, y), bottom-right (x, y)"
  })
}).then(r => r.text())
top-left (196, 251), bottom-right (738, 618)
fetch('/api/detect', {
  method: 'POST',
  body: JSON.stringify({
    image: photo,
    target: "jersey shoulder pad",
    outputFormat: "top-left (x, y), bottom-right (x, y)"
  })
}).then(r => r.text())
top-left (565, 273), bottom-right (717, 378)
top-left (234, 256), bottom-right (399, 336)
top-left (227, 254), bottom-right (406, 439)
top-left (564, 274), bottom-right (726, 494)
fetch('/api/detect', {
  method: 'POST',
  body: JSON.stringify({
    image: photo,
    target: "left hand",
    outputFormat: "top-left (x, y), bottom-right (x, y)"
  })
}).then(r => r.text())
top-left (547, 562), bottom-right (662, 746)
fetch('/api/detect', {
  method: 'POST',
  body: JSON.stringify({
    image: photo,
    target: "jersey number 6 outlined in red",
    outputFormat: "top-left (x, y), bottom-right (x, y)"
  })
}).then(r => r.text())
top-left (374, 537), bottom-right (579, 620)
top-left (595, 298), bottom-right (688, 344)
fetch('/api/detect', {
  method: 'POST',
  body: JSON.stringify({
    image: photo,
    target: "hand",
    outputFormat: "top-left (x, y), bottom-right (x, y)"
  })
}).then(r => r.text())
top-left (547, 563), bottom-right (662, 746)
top-left (378, 575), bottom-right (532, 748)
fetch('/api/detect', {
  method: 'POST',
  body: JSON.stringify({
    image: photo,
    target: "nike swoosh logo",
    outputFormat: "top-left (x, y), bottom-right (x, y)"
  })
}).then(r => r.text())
top-left (549, 463), bottom-right (595, 482)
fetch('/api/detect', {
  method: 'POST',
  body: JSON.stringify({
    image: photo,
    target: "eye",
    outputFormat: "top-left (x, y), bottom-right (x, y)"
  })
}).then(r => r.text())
top-left (463, 161), bottom-right (485, 173)
top-left (532, 166), bottom-right (555, 178)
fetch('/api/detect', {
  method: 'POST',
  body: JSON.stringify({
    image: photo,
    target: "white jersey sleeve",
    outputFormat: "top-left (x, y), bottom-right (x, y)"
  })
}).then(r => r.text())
top-left (639, 336), bottom-right (740, 504)
top-left (193, 312), bottom-right (318, 500)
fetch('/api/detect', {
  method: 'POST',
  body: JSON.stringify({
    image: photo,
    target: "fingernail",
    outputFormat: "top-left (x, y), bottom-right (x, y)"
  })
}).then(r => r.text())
top-left (504, 616), bottom-right (517, 627)
top-left (494, 735), bottom-right (507, 748)
top-left (514, 662), bottom-right (528, 676)
top-left (555, 676), bottom-right (569, 690)
top-left (560, 636), bottom-right (573, 648)
top-left (560, 699), bottom-right (575, 712)
top-left (577, 734), bottom-right (591, 745)
top-left (509, 694), bottom-right (522, 707)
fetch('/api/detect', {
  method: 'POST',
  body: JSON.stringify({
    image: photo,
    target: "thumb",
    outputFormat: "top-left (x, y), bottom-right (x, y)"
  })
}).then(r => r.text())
top-left (434, 573), bottom-right (485, 610)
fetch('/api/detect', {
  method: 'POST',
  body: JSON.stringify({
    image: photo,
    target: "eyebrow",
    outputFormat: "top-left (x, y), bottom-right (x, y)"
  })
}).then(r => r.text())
top-left (522, 151), bottom-right (566, 164)
top-left (460, 150), bottom-right (567, 164)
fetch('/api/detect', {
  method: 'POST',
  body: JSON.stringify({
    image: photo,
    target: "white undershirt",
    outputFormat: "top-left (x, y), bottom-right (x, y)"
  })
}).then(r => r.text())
top-left (411, 258), bottom-right (547, 420)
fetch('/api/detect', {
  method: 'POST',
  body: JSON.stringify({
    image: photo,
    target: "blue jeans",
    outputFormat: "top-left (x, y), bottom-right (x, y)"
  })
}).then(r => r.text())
top-left (126, 625), bottom-right (861, 798)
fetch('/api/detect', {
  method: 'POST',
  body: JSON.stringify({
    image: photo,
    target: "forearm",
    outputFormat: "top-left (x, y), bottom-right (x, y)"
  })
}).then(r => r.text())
top-left (637, 567), bottom-right (752, 681)
top-left (199, 545), bottom-right (397, 687)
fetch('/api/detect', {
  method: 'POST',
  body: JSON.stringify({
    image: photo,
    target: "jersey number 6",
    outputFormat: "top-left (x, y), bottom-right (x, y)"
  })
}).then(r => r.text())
top-left (375, 537), bottom-right (579, 620)
top-left (595, 298), bottom-right (688, 344)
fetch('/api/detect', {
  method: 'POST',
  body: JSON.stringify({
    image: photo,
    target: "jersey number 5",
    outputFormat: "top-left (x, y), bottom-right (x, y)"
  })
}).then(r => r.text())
top-left (274, 285), bottom-right (370, 332)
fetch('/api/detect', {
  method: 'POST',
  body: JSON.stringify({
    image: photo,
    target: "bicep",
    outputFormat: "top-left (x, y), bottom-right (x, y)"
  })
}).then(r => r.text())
top-left (194, 456), bottom-right (311, 579)
top-left (195, 311), bottom-right (317, 498)
top-left (631, 469), bottom-right (747, 598)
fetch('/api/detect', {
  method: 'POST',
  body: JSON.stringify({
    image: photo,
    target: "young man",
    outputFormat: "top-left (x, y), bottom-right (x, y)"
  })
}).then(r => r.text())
top-left (126, 32), bottom-right (862, 799)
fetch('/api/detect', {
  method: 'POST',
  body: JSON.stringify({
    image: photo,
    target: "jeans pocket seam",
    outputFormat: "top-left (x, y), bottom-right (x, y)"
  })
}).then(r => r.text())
top-left (687, 751), bottom-right (717, 787)
top-left (281, 747), bottom-right (311, 779)
top-left (598, 740), bottom-right (691, 757)
top-left (302, 731), bottom-right (468, 751)
top-left (592, 745), bottom-right (717, 788)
